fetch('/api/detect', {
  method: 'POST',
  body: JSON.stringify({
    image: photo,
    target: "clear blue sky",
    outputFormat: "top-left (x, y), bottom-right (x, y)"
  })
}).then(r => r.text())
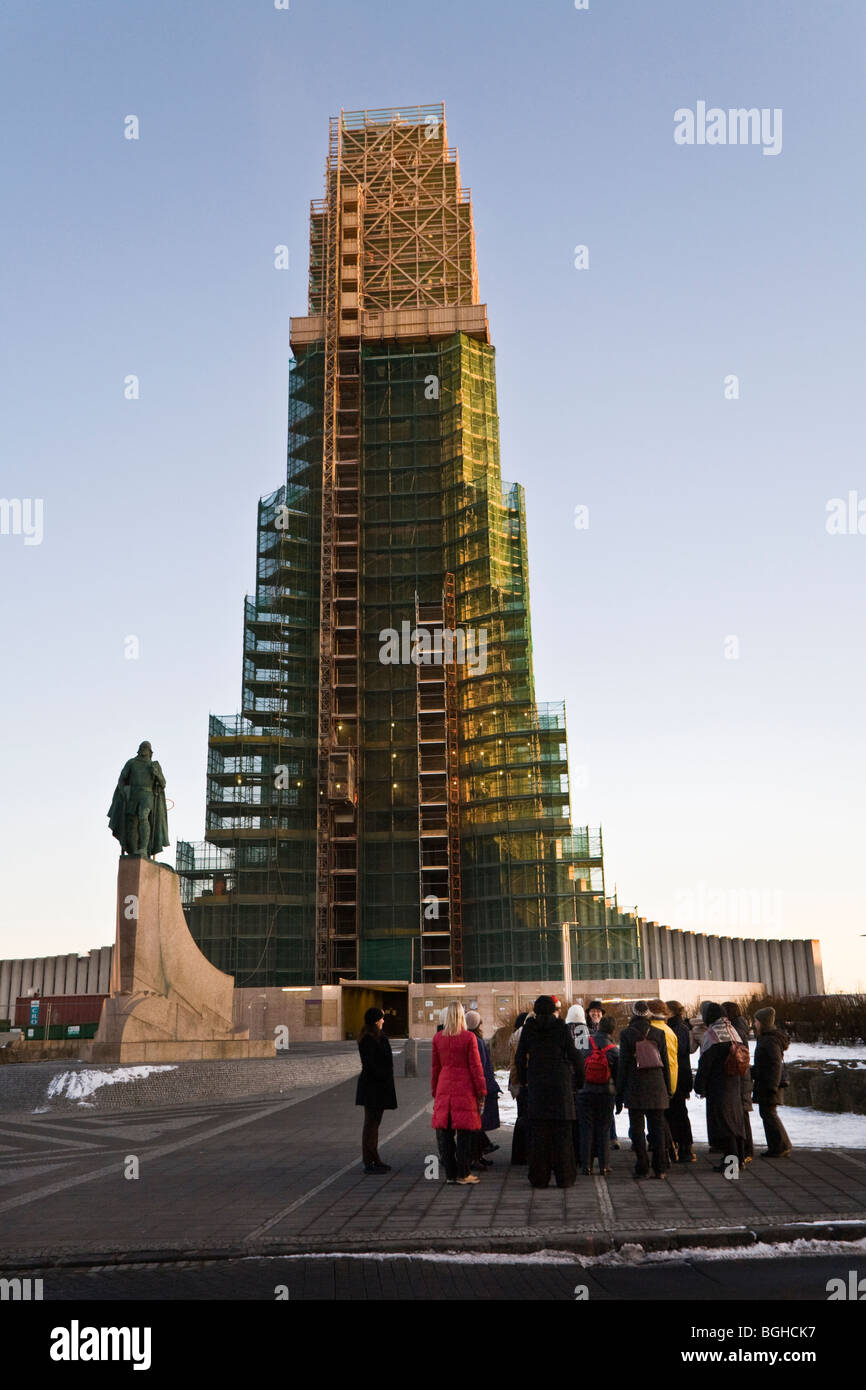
top-left (1, 1), bottom-right (864, 989)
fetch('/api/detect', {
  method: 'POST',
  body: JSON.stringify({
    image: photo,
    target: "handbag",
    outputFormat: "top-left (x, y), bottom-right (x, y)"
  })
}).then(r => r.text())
top-left (635, 1036), bottom-right (662, 1069)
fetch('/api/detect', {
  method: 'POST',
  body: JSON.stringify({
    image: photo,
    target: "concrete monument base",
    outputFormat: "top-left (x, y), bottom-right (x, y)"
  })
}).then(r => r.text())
top-left (89, 856), bottom-right (274, 1063)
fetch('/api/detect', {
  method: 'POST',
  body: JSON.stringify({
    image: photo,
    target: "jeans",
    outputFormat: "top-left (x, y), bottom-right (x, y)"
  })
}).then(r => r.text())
top-left (578, 1091), bottom-right (615, 1170)
top-left (437, 1126), bottom-right (474, 1180)
top-left (627, 1108), bottom-right (668, 1175)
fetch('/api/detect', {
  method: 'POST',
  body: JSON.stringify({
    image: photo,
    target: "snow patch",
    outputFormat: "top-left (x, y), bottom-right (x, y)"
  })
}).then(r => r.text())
top-left (495, 1058), bottom-right (866, 1148)
top-left (43, 1065), bottom-right (176, 1104)
top-left (577, 1236), bottom-right (866, 1267)
top-left (243, 1237), bottom-right (866, 1267)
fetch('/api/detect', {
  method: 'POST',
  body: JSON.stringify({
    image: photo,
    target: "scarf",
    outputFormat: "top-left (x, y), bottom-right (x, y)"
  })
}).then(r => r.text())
top-left (705, 1017), bottom-right (738, 1050)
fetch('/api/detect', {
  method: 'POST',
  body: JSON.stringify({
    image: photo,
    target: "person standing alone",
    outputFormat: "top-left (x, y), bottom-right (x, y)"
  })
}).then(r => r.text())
top-left (355, 1006), bottom-right (397, 1174)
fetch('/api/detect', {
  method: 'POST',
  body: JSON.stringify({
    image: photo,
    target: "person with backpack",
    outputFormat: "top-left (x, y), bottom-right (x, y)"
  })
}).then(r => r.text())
top-left (614, 1002), bottom-right (672, 1180)
top-left (588, 998), bottom-right (621, 1150)
top-left (665, 1000), bottom-right (696, 1163)
top-left (752, 1006), bottom-right (793, 1159)
top-left (577, 1014), bottom-right (619, 1174)
top-left (723, 1001), bottom-right (754, 1163)
top-left (693, 1001), bottom-right (748, 1173)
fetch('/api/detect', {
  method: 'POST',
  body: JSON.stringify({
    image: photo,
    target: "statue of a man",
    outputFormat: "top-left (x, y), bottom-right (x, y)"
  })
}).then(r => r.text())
top-left (108, 741), bottom-right (170, 858)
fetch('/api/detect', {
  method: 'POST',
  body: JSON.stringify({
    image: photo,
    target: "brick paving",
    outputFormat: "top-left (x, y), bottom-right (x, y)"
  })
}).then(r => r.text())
top-left (0, 1067), bottom-right (865, 1265)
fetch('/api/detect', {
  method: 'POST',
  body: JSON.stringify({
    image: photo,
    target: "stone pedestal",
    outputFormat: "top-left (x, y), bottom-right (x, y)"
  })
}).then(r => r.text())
top-left (87, 857), bottom-right (273, 1063)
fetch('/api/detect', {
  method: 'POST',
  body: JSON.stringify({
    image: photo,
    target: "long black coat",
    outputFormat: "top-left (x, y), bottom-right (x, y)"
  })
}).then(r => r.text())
top-left (753, 1027), bottom-right (790, 1103)
top-left (355, 1032), bottom-right (397, 1110)
top-left (695, 1040), bottom-right (745, 1147)
top-left (615, 1018), bottom-right (671, 1110)
top-left (515, 1015), bottom-right (583, 1122)
top-left (474, 1032), bottom-right (501, 1131)
top-left (730, 1015), bottom-right (753, 1110)
top-left (667, 1015), bottom-right (693, 1098)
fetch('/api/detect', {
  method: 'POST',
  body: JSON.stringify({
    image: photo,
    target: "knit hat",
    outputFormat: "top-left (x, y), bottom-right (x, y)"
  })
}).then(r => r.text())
top-left (465, 1010), bottom-right (481, 1031)
top-left (701, 1001), bottom-right (723, 1025)
top-left (587, 999), bottom-right (604, 1013)
top-left (754, 1006), bottom-right (776, 1028)
top-left (533, 995), bottom-right (557, 1016)
top-left (630, 1000), bottom-right (650, 1016)
top-left (598, 1015), bottom-right (616, 1036)
top-left (565, 1004), bottom-right (586, 1024)
top-left (648, 999), bottom-right (669, 1018)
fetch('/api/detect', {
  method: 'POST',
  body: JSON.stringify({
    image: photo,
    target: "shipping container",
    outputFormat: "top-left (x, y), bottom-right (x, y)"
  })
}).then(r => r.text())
top-left (14, 994), bottom-right (107, 1027)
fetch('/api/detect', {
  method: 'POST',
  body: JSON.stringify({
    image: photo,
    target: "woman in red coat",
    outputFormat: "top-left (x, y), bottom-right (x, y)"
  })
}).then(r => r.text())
top-left (431, 1000), bottom-right (487, 1184)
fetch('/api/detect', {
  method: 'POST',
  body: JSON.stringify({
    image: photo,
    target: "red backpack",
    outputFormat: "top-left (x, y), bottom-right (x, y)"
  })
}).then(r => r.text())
top-left (584, 1036), bottom-right (614, 1084)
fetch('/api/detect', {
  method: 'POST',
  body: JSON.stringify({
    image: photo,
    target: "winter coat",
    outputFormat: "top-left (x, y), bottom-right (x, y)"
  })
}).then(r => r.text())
top-left (615, 1017), bottom-right (671, 1111)
top-left (473, 1031), bottom-right (501, 1132)
top-left (581, 1037), bottom-right (619, 1095)
top-left (667, 1014), bottom-right (693, 1098)
top-left (670, 1014), bottom-right (694, 1096)
top-left (649, 1016), bottom-right (679, 1094)
top-left (355, 1032), bottom-right (397, 1110)
top-left (515, 1014), bottom-right (583, 1122)
top-left (753, 1027), bottom-right (790, 1103)
top-left (431, 1029), bottom-right (486, 1131)
top-left (730, 1015), bottom-right (753, 1110)
top-left (694, 1025), bottom-right (746, 1146)
top-left (507, 1026), bottom-right (524, 1098)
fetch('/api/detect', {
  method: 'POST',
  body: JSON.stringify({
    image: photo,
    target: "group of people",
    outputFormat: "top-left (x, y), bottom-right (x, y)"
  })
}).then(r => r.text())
top-left (507, 995), bottom-right (793, 1186)
top-left (353, 996), bottom-right (793, 1187)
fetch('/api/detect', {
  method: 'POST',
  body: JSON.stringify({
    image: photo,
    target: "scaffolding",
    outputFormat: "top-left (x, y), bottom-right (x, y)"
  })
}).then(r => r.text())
top-left (180, 105), bottom-right (644, 988)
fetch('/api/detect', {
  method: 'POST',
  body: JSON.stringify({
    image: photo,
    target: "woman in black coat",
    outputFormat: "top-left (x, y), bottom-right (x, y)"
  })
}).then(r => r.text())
top-left (515, 995), bottom-right (583, 1188)
top-left (615, 1006), bottom-right (672, 1179)
top-left (723, 1001), bottom-right (754, 1162)
top-left (665, 1000), bottom-right (695, 1163)
top-left (694, 1002), bottom-right (746, 1172)
top-left (508, 1011), bottom-right (529, 1166)
top-left (466, 1011), bottom-right (501, 1168)
top-left (355, 1006), bottom-right (397, 1174)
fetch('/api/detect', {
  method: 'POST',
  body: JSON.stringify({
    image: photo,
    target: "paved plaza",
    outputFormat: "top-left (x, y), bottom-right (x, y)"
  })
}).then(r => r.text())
top-left (1, 1054), bottom-right (865, 1272)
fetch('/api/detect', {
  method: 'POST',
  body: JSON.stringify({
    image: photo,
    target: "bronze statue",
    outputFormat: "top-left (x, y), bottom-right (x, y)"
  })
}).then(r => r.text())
top-left (108, 742), bottom-right (169, 858)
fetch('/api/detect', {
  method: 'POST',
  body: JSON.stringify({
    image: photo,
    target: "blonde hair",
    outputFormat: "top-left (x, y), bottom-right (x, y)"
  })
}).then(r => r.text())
top-left (442, 1000), bottom-right (467, 1036)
